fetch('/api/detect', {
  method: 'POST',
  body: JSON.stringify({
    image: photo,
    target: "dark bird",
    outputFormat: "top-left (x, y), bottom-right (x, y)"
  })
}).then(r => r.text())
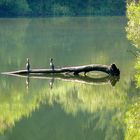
top-left (50, 58), bottom-right (54, 70)
top-left (26, 58), bottom-right (30, 72)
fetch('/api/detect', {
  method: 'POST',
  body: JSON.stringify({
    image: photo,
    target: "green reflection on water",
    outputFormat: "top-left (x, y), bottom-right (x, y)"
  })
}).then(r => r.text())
top-left (0, 17), bottom-right (136, 140)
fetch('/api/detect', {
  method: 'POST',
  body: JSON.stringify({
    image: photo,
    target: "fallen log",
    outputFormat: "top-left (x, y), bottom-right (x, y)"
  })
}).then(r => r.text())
top-left (2, 63), bottom-right (120, 76)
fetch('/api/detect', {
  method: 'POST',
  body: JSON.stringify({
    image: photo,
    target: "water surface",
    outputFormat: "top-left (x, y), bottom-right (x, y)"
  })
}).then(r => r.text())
top-left (0, 17), bottom-right (137, 140)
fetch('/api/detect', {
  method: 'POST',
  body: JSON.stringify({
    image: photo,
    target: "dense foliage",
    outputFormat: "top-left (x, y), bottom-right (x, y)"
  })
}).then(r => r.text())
top-left (0, 0), bottom-right (126, 17)
top-left (125, 100), bottom-right (140, 140)
top-left (125, 1), bottom-right (140, 139)
top-left (126, 1), bottom-right (140, 48)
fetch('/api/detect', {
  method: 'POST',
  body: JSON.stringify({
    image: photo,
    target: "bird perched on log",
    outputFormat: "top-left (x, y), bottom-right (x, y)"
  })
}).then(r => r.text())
top-left (26, 58), bottom-right (30, 72)
top-left (50, 58), bottom-right (54, 70)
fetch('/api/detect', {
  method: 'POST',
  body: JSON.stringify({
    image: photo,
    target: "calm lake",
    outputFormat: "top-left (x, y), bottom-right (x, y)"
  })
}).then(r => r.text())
top-left (0, 17), bottom-right (138, 140)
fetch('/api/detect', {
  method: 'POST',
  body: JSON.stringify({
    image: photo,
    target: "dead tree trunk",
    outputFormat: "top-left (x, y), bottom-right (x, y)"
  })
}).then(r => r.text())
top-left (2, 63), bottom-right (120, 76)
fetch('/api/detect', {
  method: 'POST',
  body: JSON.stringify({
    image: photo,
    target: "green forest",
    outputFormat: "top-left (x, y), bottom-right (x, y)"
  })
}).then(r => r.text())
top-left (0, 0), bottom-right (126, 17)
top-left (125, 1), bottom-right (140, 139)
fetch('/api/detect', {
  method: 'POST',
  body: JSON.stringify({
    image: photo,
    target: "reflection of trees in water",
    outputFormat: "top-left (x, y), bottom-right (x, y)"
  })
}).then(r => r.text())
top-left (24, 17), bottom-right (132, 67)
top-left (125, 100), bottom-right (140, 140)
top-left (6, 104), bottom-right (125, 140)
top-left (0, 72), bottom-right (131, 139)
top-left (0, 65), bottom-right (138, 140)
top-left (0, 19), bottom-right (30, 72)
top-left (86, 112), bottom-right (124, 140)
top-left (124, 60), bottom-right (140, 140)
top-left (123, 69), bottom-right (140, 139)
top-left (0, 16), bottom-right (137, 138)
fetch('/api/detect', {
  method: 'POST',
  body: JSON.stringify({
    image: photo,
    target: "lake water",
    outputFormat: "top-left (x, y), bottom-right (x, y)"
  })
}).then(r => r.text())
top-left (0, 17), bottom-right (138, 140)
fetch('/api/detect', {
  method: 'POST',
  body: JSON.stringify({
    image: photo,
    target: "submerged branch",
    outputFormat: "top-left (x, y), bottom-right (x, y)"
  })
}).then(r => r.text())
top-left (2, 73), bottom-right (120, 86)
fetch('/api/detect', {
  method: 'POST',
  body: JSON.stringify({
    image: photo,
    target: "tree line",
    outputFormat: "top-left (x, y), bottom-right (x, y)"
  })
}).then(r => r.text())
top-left (0, 0), bottom-right (126, 17)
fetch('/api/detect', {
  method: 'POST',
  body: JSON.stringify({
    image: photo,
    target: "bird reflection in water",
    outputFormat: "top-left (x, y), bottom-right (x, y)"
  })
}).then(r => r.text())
top-left (49, 77), bottom-right (54, 89)
top-left (24, 74), bottom-right (119, 92)
top-left (26, 76), bottom-right (30, 92)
